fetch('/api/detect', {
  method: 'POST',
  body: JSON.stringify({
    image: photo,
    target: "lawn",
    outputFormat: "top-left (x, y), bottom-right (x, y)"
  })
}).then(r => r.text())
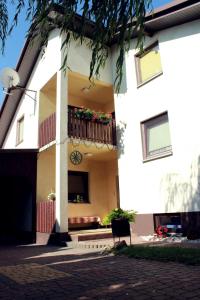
top-left (114, 244), bottom-right (200, 265)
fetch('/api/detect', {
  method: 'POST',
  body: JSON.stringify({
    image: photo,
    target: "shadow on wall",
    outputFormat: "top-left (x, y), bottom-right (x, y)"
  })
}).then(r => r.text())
top-left (116, 122), bottom-right (126, 159)
top-left (116, 51), bottom-right (127, 95)
top-left (112, 46), bottom-right (128, 159)
top-left (161, 156), bottom-right (200, 214)
top-left (114, 55), bottom-right (128, 159)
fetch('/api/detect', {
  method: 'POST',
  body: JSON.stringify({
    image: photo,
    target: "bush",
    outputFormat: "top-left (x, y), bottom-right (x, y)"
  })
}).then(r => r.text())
top-left (102, 208), bottom-right (136, 225)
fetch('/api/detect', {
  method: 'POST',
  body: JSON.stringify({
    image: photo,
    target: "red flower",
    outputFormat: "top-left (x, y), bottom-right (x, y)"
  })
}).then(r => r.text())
top-left (163, 227), bottom-right (168, 233)
top-left (155, 225), bottom-right (168, 238)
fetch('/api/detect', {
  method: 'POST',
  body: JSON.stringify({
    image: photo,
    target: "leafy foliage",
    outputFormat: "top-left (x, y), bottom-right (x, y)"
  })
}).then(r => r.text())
top-left (0, 0), bottom-right (152, 91)
top-left (74, 107), bottom-right (112, 123)
top-left (0, 0), bottom-right (8, 52)
top-left (102, 208), bottom-right (136, 225)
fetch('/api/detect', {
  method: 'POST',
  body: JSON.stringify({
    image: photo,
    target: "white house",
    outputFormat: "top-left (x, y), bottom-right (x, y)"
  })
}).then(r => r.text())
top-left (1, 0), bottom-right (200, 243)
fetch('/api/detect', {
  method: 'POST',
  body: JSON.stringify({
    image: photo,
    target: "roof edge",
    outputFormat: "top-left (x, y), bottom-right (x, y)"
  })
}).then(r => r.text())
top-left (146, 0), bottom-right (200, 20)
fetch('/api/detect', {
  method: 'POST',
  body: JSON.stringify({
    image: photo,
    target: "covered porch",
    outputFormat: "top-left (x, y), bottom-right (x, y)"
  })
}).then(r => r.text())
top-left (36, 71), bottom-right (119, 244)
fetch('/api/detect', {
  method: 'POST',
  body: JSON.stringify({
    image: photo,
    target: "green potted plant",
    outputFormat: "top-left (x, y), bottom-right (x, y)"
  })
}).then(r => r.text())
top-left (74, 107), bottom-right (112, 124)
top-left (47, 192), bottom-right (56, 201)
top-left (102, 208), bottom-right (136, 238)
top-left (75, 107), bottom-right (93, 120)
top-left (98, 112), bottom-right (112, 125)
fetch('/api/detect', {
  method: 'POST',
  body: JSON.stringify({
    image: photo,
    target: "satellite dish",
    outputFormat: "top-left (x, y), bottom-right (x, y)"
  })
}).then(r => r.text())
top-left (0, 67), bottom-right (20, 90)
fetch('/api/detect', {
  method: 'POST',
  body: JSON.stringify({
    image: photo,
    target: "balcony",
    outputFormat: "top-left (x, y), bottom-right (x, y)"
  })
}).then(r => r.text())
top-left (39, 106), bottom-right (117, 148)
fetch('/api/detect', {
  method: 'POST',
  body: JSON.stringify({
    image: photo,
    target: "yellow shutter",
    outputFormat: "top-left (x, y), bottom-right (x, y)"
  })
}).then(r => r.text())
top-left (139, 45), bottom-right (162, 83)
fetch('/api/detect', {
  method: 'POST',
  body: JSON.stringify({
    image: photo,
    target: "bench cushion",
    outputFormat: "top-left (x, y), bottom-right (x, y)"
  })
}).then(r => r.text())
top-left (69, 216), bottom-right (100, 224)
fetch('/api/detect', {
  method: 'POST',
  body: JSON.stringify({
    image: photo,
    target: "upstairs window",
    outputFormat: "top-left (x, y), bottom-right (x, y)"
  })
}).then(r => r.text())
top-left (68, 171), bottom-right (89, 203)
top-left (141, 112), bottom-right (172, 161)
top-left (16, 115), bottom-right (24, 145)
top-left (135, 42), bottom-right (162, 85)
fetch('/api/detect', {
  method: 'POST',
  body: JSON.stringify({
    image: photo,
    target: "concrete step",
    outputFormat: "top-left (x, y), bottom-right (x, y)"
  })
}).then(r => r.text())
top-left (69, 228), bottom-right (113, 242)
top-left (67, 236), bottom-right (132, 250)
top-left (67, 240), bottom-right (113, 250)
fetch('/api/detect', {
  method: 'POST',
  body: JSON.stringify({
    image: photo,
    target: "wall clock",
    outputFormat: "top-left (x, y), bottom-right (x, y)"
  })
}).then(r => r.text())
top-left (70, 150), bottom-right (83, 165)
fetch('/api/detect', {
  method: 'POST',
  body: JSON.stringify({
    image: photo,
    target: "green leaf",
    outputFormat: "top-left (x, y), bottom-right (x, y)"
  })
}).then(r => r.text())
top-left (0, 0), bottom-right (152, 91)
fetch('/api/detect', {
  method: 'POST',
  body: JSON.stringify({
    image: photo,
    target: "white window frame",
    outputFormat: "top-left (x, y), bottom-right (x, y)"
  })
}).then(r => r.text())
top-left (16, 115), bottom-right (24, 145)
top-left (141, 112), bottom-right (172, 162)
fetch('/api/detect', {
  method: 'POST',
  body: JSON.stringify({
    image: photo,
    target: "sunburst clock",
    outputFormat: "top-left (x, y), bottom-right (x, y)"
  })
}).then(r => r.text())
top-left (70, 150), bottom-right (83, 165)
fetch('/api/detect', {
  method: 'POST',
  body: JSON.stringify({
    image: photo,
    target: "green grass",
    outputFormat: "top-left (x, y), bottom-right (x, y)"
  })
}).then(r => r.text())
top-left (114, 245), bottom-right (200, 265)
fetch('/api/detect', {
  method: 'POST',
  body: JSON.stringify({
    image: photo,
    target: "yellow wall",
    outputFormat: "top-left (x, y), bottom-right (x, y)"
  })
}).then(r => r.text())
top-left (39, 91), bottom-right (56, 123)
top-left (39, 90), bottom-right (114, 126)
top-left (37, 145), bottom-right (118, 221)
top-left (37, 147), bottom-right (55, 202)
top-left (105, 161), bottom-right (119, 211)
top-left (69, 95), bottom-right (114, 113)
top-left (69, 157), bottom-right (118, 220)
top-left (104, 101), bottom-right (114, 113)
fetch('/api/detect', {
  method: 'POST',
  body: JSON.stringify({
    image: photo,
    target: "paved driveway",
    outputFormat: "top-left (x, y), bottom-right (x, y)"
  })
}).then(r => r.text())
top-left (0, 244), bottom-right (200, 299)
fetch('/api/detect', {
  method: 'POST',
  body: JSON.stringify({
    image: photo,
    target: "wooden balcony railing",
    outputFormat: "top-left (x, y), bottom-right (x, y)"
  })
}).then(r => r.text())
top-left (37, 201), bottom-right (55, 233)
top-left (39, 106), bottom-right (116, 148)
top-left (39, 113), bottom-right (56, 148)
top-left (68, 106), bottom-right (116, 146)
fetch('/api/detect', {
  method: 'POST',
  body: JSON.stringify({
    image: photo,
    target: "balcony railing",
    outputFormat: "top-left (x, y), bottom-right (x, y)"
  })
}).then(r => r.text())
top-left (39, 113), bottom-right (56, 148)
top-left (39, 106), bottom-right (116, 148)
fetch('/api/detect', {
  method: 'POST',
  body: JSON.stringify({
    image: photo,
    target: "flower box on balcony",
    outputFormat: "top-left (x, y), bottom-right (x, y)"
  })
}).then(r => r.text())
top-left (74, 107), bottom-right (112, 124)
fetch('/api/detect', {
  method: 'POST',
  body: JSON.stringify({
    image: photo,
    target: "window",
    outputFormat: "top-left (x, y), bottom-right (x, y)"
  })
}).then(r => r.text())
top-left (154, 213), bottom-right (182, 234)
top-left (16, 115), bottom-right (24, 145)
top-left (68, 171), bottom-right (89, 203)
top-left (135, 42), bottom-right (162, 85)
top-left (141, 112), bottom-right (172, 161)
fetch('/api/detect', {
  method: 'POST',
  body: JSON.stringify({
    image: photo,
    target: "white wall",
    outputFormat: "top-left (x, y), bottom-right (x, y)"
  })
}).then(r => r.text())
top-left (3, 29), bottom-right (62, 149)
top-left (4, 18), bottom-right (200, 217)
top-left (67, 38), bottom-right (113, 84)
top-left (113, 19), bottom-right (200, 214)
top-left (3, 30), bottom-right (113, 149)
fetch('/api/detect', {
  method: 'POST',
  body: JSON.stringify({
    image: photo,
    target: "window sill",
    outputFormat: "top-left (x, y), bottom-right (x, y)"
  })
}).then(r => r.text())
top-left (143, 150), bottom-right (173, 163)
top-left (137, 71), bottom-right (163, 88)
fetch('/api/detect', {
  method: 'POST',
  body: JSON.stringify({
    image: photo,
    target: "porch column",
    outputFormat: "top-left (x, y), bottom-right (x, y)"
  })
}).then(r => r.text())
top-left (55, 68), bottom-right (68, 234)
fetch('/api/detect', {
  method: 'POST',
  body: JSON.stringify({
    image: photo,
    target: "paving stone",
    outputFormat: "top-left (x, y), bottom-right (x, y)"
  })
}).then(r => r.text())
top-left (0, 263), bottom-right (71, 284)
top-left (0, 245), bottom-right (200, 299)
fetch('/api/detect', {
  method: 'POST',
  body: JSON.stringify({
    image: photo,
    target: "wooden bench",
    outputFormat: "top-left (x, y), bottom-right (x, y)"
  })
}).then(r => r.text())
top-left (68, 216), bottom-right (101, 228)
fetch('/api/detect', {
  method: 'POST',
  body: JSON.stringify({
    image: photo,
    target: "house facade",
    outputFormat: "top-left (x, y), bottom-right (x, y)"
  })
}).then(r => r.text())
top-left (1, 0), bottom-right (200, 242)
top-left (113, 1), bottom-right (200, 235)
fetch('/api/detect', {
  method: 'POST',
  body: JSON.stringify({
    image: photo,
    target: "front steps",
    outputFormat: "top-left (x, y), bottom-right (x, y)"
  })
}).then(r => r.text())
top-left (69, 228), bottom-right (113, 242)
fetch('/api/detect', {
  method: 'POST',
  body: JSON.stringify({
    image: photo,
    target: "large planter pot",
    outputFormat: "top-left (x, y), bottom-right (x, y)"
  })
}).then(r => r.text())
top-left (111, 218), bottom-right (130, 237)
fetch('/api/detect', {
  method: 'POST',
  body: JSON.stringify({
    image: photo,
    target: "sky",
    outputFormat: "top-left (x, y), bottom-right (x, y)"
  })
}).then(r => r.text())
top-left (0, 0), bottom-right (172, 106)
